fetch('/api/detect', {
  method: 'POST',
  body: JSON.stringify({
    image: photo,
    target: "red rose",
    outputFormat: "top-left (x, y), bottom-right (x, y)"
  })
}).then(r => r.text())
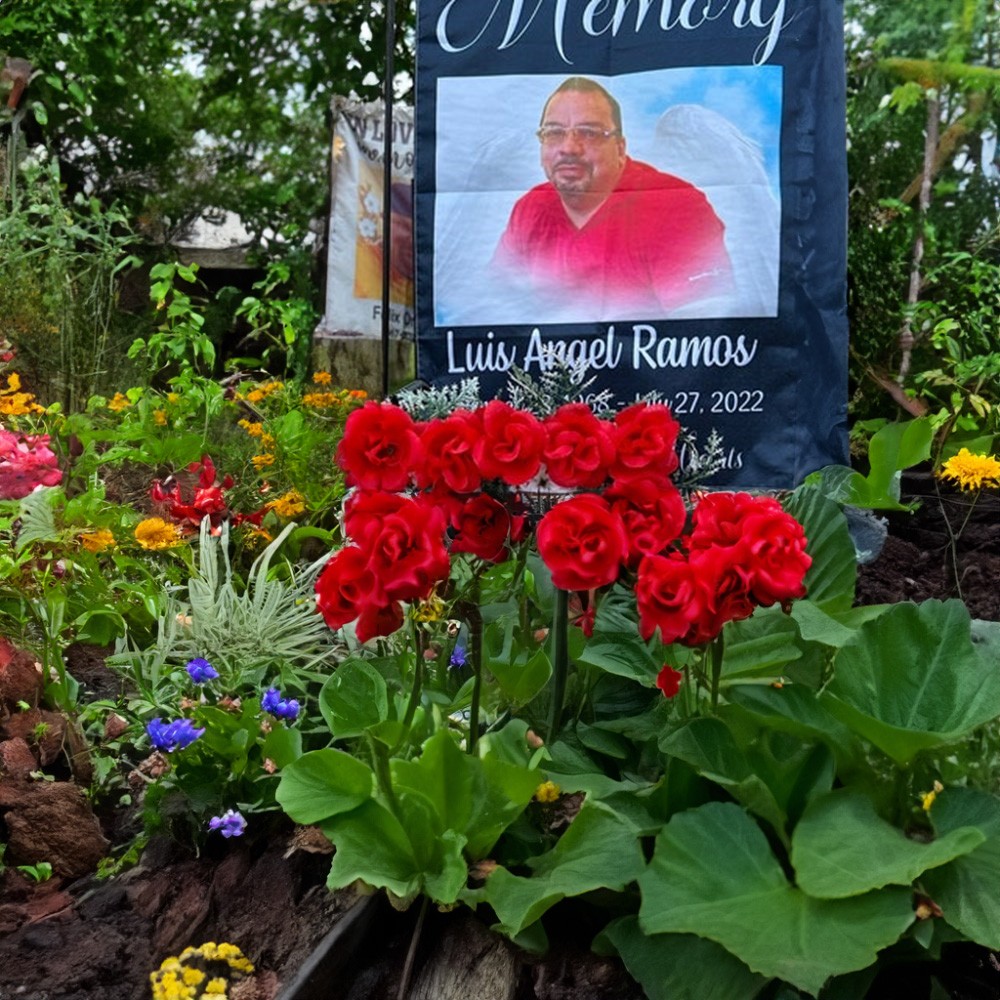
top-left (450, 492), bottom-right (518, 562)
top-left (337, 401), bottom-right (422, 491)
top-left (656, 665), bottom-right (684, 699)
top-left (542, 403), bottom-right (615, 489)
top-left (536, 493), bottom-right (628, 591)
top-left (635, 552), bottom-right (711, 645)
top-left (609, 403), bottom-right (680, 483)
top-left (739, 504), bottom-right (811, 606)
top-left (366, 497), bottom-right (451, 602)
top-left (474, 401), bottom-right (545, 486)
top-left (605, 476), bottom-right (687, 567)
top-left (315, 546), bottom-right (383, 631)
top-left (416, 410), bottom-right (482, 493)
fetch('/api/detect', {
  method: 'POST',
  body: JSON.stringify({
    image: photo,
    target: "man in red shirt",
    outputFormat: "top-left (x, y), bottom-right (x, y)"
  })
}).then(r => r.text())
top-left (494, 77), bottom-right (734, 320)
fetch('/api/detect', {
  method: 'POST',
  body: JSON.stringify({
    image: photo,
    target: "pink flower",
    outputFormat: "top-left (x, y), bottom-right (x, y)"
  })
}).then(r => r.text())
top-left (0, 429), bottom-right (62, 499)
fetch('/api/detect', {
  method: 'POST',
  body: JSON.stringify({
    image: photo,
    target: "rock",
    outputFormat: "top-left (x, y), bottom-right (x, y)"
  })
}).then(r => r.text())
top-left (0, 646), bottom-right (44, 708)
top-left (0, 736), bottom-right (38, 777)
top-left (0, 779), bottom-right (109, 877)
top-left (3, 708), bottom-right (67, 766)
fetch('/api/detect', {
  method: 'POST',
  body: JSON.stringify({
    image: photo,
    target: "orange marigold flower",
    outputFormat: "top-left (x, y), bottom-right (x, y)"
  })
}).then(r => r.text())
top-left (107, 392), bottom-right (131, 412)
top-left (134, 517), bottom-right (182, 550)
top-left (79, 528), bottom-right (115, 552)
top-left (312, 370), bottom-right (333, 385)
top-left (251, 453), bottom-right (275, 470)
top-left (268, 490), bottom-right (306, 518)
top-left (153, 409), bottom-right (167, 426)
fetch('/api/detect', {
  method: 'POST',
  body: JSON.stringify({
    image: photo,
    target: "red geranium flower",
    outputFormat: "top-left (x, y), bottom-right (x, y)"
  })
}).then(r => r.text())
top-left (609, 403), bottom-right (680, 483)
top-left (151, 455), bottom-right (233, 529)
top-left (536, 493), bottom-right (628, 591)
top-left (416, 410), bottom-right (482, 494)
top-left (474, 400), bottom-right (545, 486)
top-left (656, 665), bottom-right (684, 699)
top-left (450, 492), bottom-right (520, 563)
top-left (365, 497), bottom-right (450, 603)
top-left (542, 403), bottom-right (615, 489)
top-left (605, 475), bottom-right (687, 567)
top-left (337, 401), bottom-right (422, 492)
top-left (314, 545), bottom-right (384, 631)
top-left (635, 551), bottom-right (711, 645)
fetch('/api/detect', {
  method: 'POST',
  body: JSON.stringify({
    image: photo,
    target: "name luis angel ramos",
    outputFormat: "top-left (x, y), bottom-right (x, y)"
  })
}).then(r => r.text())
top-left (445, 324), bottom-right (759, 375)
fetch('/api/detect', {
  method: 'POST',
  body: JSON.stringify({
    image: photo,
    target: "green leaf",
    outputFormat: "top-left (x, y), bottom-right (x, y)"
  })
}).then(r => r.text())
top-left (601, 917), bottom-right (769, 1000)
top-left (489, 642), bottom-right (552, 706)
top-left (578, 628), bottom-right (660, 684)
top-left (318, 659), bottom-right (389, 739)
top-left (720, 606), bottom-right (803, 680)
top-left (261, 726), bottom-right (302, 770)
top-left (275, 748), bottom-right (374, 824)
top-left (322, 798), bottom-right (424, 901)
top-left (639, 803), bottom-right (914, 996)
top-left (823, 601), bottom-right (1000, 765)
top-left (783, 488), bottom-right (857, 612)
top-left (391, 729), bottom-right (537, 859)
top-left (923, 789), bottom-right (1000, 949)
top-left (791, 790), bottom-right (984, 898)
top-left (484, 801), bottom-right (646, 938)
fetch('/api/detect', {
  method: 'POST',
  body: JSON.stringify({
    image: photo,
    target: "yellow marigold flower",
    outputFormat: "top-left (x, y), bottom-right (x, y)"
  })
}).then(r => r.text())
top-left (107, 391), bottom-right (132, 412)
top-left (245, 389), bottom-right (265, 403)
top-left (135, 517), bottom-right (182, 550)
top-left (167, 392), bottom-right (180, 404)
top-left (251, 453), bottom-right (275, 470)
top-left (534, 780), bottom-right (560, 803)
top-left (154, 409), bottom-right (168, 426)
top-left (312, 370), bottom-right (333, 385)
top-left (269, 491), bottom-right (306, 518)
top-left (79, 528), bottom-right (115, 552)
top-left (6, 372), bottom-right (21, 392)
top-left (938, 449), bottom-right (1000, 492)
top-left (260, 432), bottom-right (275, 448)
top-left (0, 392), bottom-right (44, 416)
top-left (239, 419), bottom-right (265, 438)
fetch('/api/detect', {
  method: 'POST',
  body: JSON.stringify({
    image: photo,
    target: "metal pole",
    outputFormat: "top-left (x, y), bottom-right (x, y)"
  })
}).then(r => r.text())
top-left (380, 0), bottom-right (396, 400)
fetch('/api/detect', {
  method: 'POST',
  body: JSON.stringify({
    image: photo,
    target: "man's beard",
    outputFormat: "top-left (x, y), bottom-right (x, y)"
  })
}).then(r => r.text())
top-left (548, 157), bottom-right (594, 194)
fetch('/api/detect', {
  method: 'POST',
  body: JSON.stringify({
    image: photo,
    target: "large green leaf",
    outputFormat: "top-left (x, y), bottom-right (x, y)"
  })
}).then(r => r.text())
top-left (791, 789), bottom-right (984, 898)
top-left (660, 718), bottom-right (788, 841)
top-left (639, 802), bottom-right (914, 996)
top-left (275, 748), bottom-right (374, 824)
top-left (783, 488), bottom-right (857, 612)
top-left (578, 628), bottom-right (660, 684)
top-left (720, 606), bottom-right (803, 680)
top-left (318, 658), bottom-right (389, 739)
top-left (601, 917), bottom-right (769, 1000)
top-left (484, 801), bottom-right (646, 938)
top-left (923, 789), bottom-right (1000, 949)
top-left (390, 729), bottom-right (538, 858)
top-left (791, 600), bottom-right (891, 650)
top-left (823, 601), bottom-right (1000, 764)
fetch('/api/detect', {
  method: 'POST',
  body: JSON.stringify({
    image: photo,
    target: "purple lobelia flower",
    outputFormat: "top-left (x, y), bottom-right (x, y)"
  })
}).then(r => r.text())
top-left (449, 645), bottom-right (467, 669)
top-left (146, 717), bottom-right (205, 752)
top-left (261, 686), bottom-right (300, 721)
top-left (185, 657), bottom-right (219, 684)
top-left (208, 809), bottom-right (247, 838)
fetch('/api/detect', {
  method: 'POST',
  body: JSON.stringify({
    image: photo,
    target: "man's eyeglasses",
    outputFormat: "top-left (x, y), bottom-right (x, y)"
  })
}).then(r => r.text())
top-left (536, 125), bottom-right (621, 147)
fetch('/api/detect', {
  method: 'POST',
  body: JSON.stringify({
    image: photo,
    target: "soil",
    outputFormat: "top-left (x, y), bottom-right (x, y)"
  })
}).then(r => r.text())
top-left (1, 477), bottom-right (998, 1000)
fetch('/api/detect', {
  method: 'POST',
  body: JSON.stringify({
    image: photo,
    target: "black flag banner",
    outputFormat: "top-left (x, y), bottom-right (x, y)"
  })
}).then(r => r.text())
top-left (415, 1), bottom-right (848, 488)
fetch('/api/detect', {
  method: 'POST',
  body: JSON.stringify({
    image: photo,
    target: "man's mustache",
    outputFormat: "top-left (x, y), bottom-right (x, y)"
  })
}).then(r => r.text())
top-left (552, 157), bottom-right (590, 170)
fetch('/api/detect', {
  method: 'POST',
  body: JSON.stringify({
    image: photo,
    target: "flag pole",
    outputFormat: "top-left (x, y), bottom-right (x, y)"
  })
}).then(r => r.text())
top-left (380, 0), bottom-right (396, 400)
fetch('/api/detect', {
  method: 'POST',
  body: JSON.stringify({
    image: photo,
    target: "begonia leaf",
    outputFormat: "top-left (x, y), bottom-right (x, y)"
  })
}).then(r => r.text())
top-left (822, 600), bottom-right (1000, 764)
top-left (791, 789), bottom-right (984, 898)
top-left (639, 802), bottom-right (914, 996)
